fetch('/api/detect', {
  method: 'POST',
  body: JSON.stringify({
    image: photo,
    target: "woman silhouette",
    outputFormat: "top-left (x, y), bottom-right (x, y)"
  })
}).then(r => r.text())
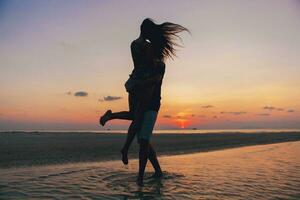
top-left (100, 18), bottom-right (189, 186)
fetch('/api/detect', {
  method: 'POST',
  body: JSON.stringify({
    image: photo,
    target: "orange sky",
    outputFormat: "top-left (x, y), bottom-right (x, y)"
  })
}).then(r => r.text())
top-left (0, 0), bottom-right (300, 130)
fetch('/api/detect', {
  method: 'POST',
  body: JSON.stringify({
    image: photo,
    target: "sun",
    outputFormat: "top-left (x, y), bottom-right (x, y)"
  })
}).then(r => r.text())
top-left (176, 119), bottom-right (187, 129)
top-left (180, 121), bottom-right (186, 129)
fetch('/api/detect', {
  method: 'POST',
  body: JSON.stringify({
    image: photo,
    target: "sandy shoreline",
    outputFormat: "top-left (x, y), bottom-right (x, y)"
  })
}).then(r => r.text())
top-left (1, 131), bottom-right (300, 168)
top-left (1, 141), bottom-right (299, 199)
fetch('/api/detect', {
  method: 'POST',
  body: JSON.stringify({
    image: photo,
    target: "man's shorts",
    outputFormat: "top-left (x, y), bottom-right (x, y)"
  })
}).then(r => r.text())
top-left (137, 110), bottom-right (158, 141)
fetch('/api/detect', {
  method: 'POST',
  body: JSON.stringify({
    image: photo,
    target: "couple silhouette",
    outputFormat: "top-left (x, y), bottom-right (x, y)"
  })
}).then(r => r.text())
top-left (100, 18), bottom-right (188, 186)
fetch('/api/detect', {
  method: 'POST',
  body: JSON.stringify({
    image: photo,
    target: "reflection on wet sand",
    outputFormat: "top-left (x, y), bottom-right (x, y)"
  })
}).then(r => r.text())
top-left (1, 141), bottom-right (300, 199)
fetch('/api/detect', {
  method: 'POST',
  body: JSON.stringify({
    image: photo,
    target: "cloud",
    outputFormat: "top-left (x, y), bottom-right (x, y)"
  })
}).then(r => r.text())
top-left (263, 106), bottom-right (284, 111)
top-left (257, 113), bottom-right (270, 116)
top-left (202, 105), bottom-right (214, 108)
top-left (102, 96), bottom-right (122, 101)
top-left (198, 115), bottom-right (206, 118)
top-left (287, 109), bottom-right (295, 113)
top-left (220, 111), bottom-right (247, 115)
top-left (175, 116), bottom-right (187, 119)
top-left (163, 114), bottom-right (197, 119)
top-left (74, 91), bottom-right (88, 97)
top-left (263, 106), bottom-right (276, 111)
top-left (66, 91), bottom-right (72, 95)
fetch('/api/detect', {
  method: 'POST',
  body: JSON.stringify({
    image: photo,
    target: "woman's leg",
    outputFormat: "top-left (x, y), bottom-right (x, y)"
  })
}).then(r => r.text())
top-left (99, 110), bottom-right (133, 126)
top-left (148, 144), bottom-right (163, 177)
top-left (99, 92), bottom-right (136, 126)
top-left (99, 109), bottom-right (138, 165)
top-left (137, 139), bottom-right (150, 186)
top-left (120, 119), bottom-right (140, 164)
top-left (109, 111), bottom-right (133, 120)
top-left (121, 104), bottom-right (145, 165)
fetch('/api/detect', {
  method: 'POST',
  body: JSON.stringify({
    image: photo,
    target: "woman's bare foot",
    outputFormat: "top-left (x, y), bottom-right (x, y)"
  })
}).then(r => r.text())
top-left (121, 149), bottom-right (128, 165)
top-left (99, 110), bottom-right (112, 126)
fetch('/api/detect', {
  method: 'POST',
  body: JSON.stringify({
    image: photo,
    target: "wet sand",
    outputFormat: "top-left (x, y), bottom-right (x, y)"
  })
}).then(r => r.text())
top-left (1, 131), bottom-right (300, 168)
top-left (1, 141), bottom-right (299, 199)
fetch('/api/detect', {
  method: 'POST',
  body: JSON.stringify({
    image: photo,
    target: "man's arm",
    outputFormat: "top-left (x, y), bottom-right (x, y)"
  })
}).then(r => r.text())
top-left (135, 73), bottom-right (163, 86)
top-left (135, 61), bottom-right (165, 87)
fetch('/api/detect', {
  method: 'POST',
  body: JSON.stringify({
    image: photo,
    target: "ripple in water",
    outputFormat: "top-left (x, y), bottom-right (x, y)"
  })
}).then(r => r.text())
top-left (1, 142), bottom-right (300, 200)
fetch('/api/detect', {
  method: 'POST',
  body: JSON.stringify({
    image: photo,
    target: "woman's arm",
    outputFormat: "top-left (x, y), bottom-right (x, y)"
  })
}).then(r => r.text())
top-left (131, 41), bottom-right (142, 68)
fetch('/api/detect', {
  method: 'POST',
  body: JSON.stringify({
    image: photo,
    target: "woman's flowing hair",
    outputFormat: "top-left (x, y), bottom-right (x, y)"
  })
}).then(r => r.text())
top-left (141, 18), bottom-right (190, 61)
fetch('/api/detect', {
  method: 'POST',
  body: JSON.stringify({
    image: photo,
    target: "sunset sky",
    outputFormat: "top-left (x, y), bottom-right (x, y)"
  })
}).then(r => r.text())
top-left (1, 0), bottom-right (300, 130)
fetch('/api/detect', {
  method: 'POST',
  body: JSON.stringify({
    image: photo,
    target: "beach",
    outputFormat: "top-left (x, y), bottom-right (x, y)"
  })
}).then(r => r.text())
top-left (1, 131), bottom-right (300, 168)
top-left (1, 140), bottom-right (299, 199)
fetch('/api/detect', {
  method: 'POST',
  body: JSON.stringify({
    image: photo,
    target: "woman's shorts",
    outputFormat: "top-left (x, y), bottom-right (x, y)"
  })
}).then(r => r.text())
top-left (137, 110), bottom-right (158, 141)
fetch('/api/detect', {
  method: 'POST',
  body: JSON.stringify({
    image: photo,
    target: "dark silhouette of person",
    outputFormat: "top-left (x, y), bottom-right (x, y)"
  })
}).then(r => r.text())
top-left (99, 18), bottom-right (189, 186)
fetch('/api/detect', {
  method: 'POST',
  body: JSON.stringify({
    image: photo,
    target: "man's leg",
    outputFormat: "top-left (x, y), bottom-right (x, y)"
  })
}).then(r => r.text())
top-left (137, 139), bottom-right (150, 186)
top-left (136, 110), bottom-right (158, 185)
top-left (148, 144), bottom-right (163, 178)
